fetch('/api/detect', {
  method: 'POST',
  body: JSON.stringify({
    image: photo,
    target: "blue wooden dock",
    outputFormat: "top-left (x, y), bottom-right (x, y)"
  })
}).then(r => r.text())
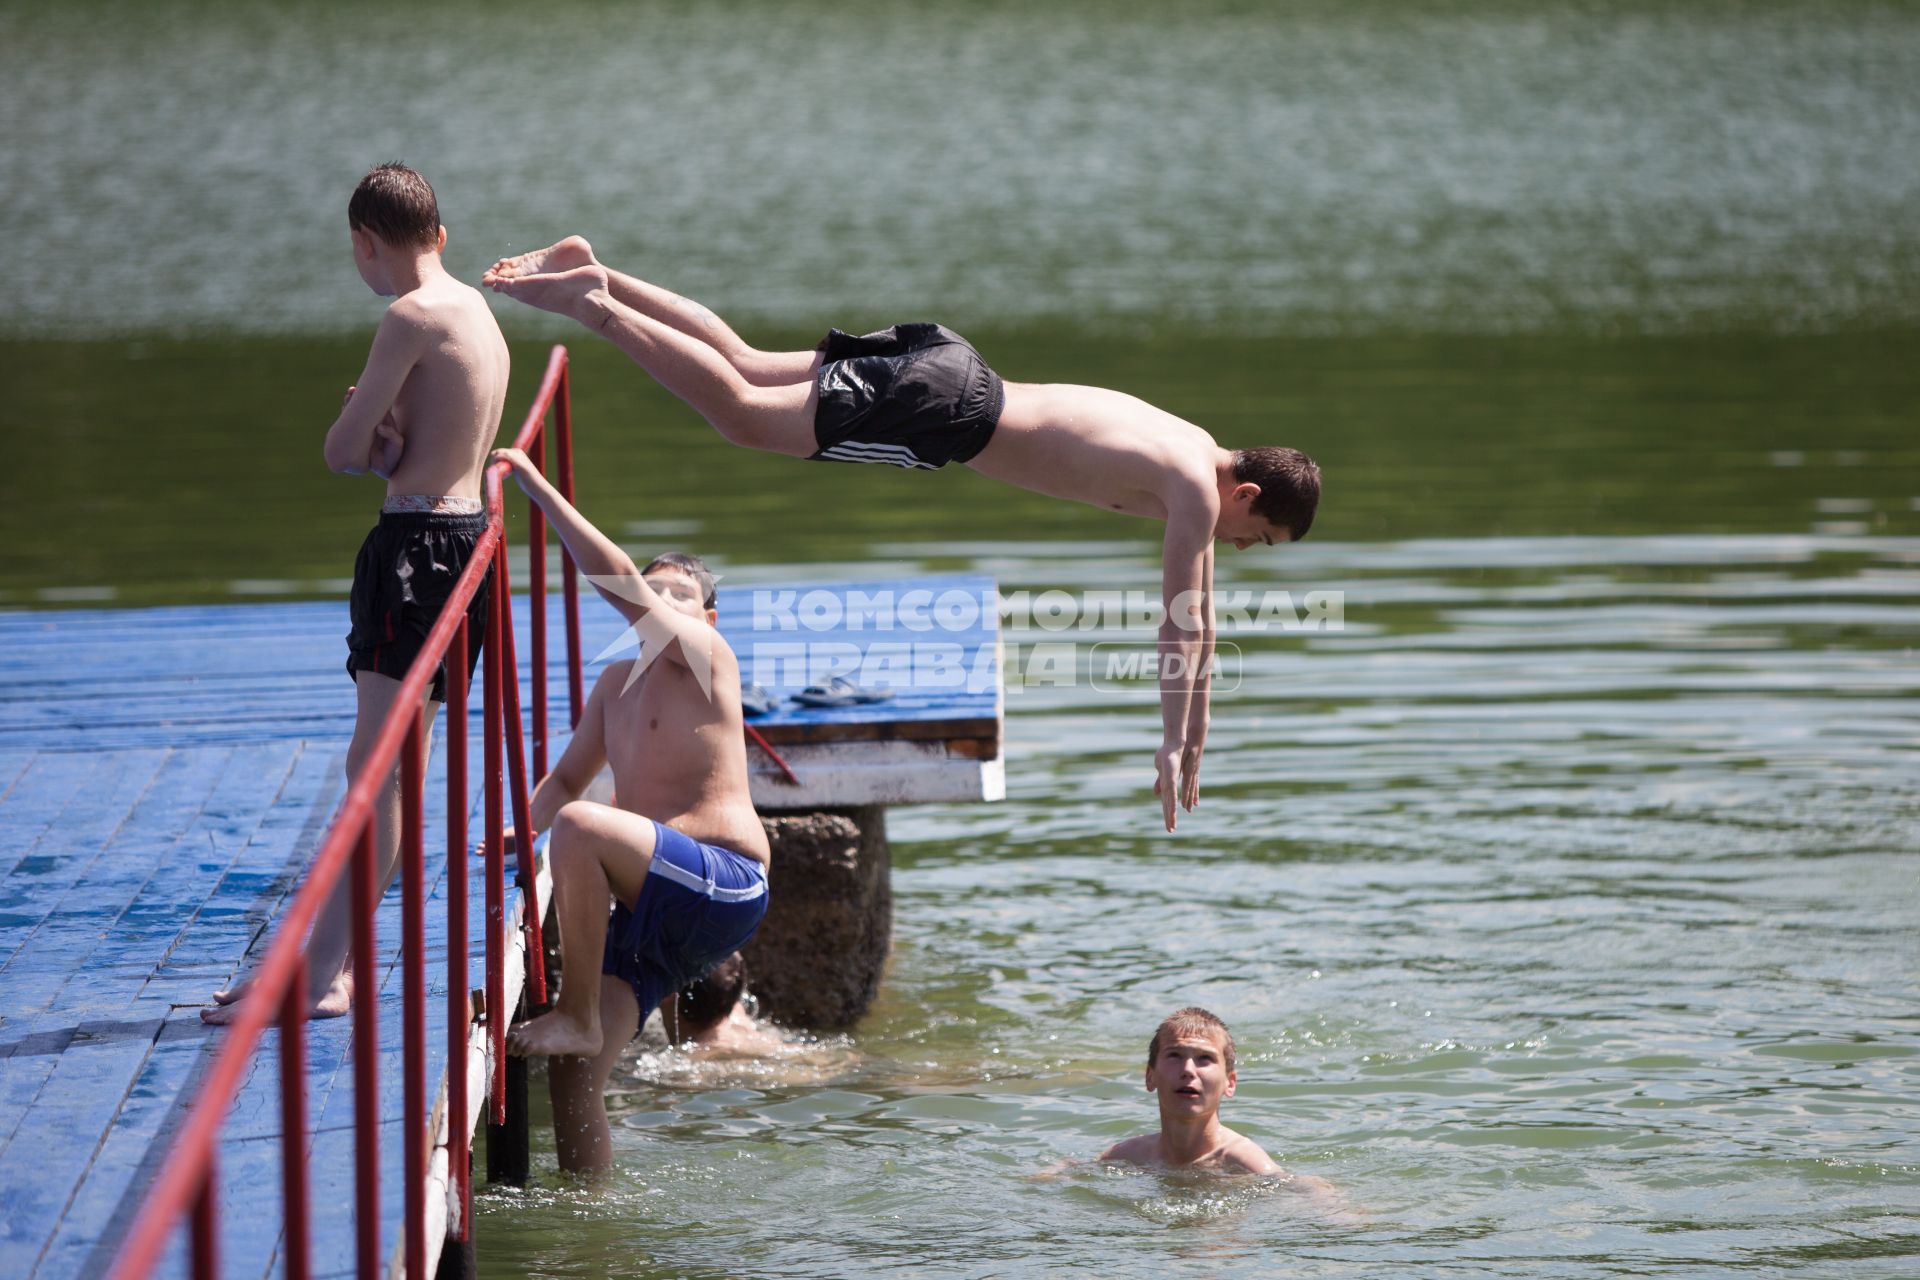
top-left (0, 573), bottom-right (999, 1278)
top-left (0, 600), bottom-right (544, 1280)
top-left (715, 574), bottom-right (1002, 809)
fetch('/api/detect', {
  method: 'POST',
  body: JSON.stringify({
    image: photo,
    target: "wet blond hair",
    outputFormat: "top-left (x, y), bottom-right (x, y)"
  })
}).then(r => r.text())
top-left (1148, 1006), bottom-right (1236, 1073)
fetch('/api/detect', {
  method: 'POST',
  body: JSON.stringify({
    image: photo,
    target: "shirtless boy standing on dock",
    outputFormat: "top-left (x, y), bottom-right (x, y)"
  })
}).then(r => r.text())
top-left (492, 447), bottom-right (770, 1172)
top-left (207, 164), bottom-right (509, 1022)
top-left (481, 237), bottom-right (1321, 831)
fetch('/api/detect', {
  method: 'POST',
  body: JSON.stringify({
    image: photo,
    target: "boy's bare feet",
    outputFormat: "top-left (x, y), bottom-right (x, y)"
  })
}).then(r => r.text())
top-left (310, 969), bottom-right (354, 1018)
top-left (482, 235), bottom-right (598, 288)
top-left (506, 1007), bottom-right (602, 1058)
top-left (210, 976), bottom-right (253, 1005)
top-left (485, 263), bottom-right (612, 325)
top-left (201, 969), bottom-right (353, 1024)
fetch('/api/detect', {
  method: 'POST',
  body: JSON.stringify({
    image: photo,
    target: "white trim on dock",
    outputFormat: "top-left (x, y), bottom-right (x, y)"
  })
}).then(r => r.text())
top-left (748, 738), bottom-right (1005, 809)
top-left (403, 848), bottom-right (552, 1280)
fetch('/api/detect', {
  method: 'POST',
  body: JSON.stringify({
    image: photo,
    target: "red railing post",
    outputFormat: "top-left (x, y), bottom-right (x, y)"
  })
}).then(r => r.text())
top-left (529, 423), bottom-right (550, 781)
top-left (493, 539), bottom-right (549, 1004)
top-left (446, 621), bottom-right (471, 1237)
top-left (278, 956), bottom-right (312, 1280)
top-left (190, 1161), bottom-right (217, 1280)
top-left (110, 347), bottom-right (579, 1280)
top-left (484, 555), bottom-right (507, 1122)
top-left (351, 822), bottom-right (379, 1280)
top-left (401, 715), bottom-right (427, 1280)
top-left (554, 357), bottom-right (583, 728)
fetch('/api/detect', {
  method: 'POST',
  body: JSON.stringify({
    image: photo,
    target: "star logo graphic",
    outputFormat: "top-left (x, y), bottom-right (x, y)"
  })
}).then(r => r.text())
top-left (580, 571), bottom-right (720, 702)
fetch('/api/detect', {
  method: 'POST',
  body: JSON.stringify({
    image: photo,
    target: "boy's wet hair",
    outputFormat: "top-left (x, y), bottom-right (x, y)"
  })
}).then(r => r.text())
top-left (643, 551), bottom-right (717, 610)
top-left (1149, 1006), bottom-right (1236, 1074)
top-left (348, 162), bottom-right (441, 250)
top-left (1231, 447), bottom-right (1322, 541)
top-left (677, 952), bottom-right (747, 1033)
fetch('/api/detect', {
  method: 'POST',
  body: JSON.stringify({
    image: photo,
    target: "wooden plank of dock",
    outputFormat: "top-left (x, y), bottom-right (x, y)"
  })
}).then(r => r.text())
top-left (0, 740), bottom-right (337, 1277)
top-left (0, 600), bottom-right (532, 1280)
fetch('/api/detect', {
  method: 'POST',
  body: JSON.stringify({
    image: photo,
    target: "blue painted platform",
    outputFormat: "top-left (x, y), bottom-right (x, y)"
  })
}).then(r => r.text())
top-left (0, 573), bottom-right (998, 1278)
top-left (712, 575), bottom-right (999, 745)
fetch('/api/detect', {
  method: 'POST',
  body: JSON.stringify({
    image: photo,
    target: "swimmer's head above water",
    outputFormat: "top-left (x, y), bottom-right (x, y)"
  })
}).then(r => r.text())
top-left (679, 952), bottom-right (748, 1032)
top-left (1146, 1006), bottom-right (1238, 1117)
top-left (659, 951), bottom-right (749, 1043)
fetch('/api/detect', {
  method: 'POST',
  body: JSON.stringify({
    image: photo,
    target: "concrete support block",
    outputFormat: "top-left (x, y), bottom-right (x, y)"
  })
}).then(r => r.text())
top-left (743, 806), bottom-right (891, 1031)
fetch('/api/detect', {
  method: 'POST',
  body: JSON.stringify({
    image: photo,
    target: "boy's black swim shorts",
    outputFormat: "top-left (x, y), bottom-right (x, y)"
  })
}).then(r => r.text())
top-left (810, 323), bottom-right (1005, 470)
top-left (345, 510), bottom-right (491, 702)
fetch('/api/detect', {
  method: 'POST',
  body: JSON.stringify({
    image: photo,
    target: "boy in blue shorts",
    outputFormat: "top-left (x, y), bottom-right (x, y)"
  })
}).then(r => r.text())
top-left (491, 447), bottom-right (770, 1172)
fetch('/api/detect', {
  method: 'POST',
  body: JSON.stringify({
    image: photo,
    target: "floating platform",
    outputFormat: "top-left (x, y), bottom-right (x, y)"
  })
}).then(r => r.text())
top-left (718, 574), bottom-right (1002, 809)
top-left (0, 573), bottom-right (1000, 1277)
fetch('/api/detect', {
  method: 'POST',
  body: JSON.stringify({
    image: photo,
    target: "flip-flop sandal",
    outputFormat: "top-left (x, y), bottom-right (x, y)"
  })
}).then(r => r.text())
top-left (740, 681), bottom-right (777, 718)
top-left (791, 675), bottom-right (895, 708)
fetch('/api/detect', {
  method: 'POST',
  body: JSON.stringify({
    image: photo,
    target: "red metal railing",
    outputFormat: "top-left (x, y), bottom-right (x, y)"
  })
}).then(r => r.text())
top-left (111, 345), bottom-right (583, 1280)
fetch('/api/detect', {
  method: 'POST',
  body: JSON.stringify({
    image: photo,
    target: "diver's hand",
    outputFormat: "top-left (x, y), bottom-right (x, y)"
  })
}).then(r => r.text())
top-left (1152, 741), bottom-right (1183, 833)
top-left (1179, 739), bottom-right (1203, 814)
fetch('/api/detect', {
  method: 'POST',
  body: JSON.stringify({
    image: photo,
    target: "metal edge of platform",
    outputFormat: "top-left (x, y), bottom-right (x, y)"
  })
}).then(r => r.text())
top-left (401, 848), bottom-right (551, 1280)
top-left (746, 739), bottom-right (1005, 811)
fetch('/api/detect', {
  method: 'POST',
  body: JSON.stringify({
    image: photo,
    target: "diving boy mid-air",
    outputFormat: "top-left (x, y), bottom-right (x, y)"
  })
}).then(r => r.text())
top-left (482, 237), bottom-right (1320, 832)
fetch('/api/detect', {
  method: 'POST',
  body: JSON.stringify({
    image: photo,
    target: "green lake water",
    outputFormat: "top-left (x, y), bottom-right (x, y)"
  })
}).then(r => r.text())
top-left (2, 0), bottom-right (1917, 1276)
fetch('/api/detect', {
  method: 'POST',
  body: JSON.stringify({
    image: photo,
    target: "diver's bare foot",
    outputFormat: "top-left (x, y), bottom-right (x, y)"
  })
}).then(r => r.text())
top-left (482, 236), bottom-right (598, 288)
top-left (201, 970), bottom-right (352, 1024)
top-left (506, 1008), bottom-right (602, 1058)
top-left (486, 263), bottom-right (612, 325)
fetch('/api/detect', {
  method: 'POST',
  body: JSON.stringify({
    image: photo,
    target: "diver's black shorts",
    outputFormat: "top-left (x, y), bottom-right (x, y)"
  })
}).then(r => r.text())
top-left (345, 511), bottom-right (491, 702)
top-left (810, 323), bottom-right (1005, 470)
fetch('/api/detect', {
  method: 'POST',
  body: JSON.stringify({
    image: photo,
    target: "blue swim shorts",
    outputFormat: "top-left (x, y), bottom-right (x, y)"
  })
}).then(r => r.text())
top-left (602, 820), bottom-right (769, 1022)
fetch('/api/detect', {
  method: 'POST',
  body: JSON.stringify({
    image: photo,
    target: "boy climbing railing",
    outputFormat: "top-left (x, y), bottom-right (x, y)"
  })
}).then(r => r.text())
top-left (111, 346), bottom-right (584, 1280)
